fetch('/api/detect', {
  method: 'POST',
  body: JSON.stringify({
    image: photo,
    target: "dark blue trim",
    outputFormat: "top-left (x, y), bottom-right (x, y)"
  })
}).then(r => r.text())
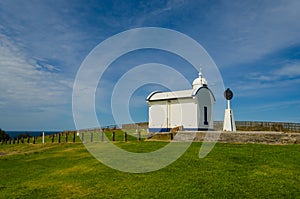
top-left (147, 96), bottom-right (192, 102)
top-left (183, 128), bottom-right (214, 131)
top-left (148, 128), bottom-right (171, 132)
top-left (146, 91), bottom-right (162, 101)
top-left (148, 127), bottom-right (214, 132)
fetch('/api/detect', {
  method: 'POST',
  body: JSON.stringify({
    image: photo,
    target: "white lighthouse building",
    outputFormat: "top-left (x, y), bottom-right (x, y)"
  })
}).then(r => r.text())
top-left (146, 69), bottom-right (215, 132)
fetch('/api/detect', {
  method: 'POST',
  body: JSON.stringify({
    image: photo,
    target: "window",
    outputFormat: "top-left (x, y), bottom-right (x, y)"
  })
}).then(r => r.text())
top-left (204, 106), bottom-right (208, 125)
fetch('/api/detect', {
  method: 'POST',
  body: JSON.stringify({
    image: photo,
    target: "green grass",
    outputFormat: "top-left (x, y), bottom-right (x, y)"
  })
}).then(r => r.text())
top-left (0, 141), bottom-right (299, 198)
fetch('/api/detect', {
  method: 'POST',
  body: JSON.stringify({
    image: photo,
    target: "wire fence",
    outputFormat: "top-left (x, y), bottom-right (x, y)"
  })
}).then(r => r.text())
top-left (123, 121), bottom-right (300, 133)
top-left (215, 121), bottom-right (300, 132)
top-left (0, 129), bottom-right (143, 145)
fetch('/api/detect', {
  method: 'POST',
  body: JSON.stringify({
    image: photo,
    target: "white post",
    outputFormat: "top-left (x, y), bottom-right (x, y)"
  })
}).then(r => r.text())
top-left (223, 100), bottom-right (236, 132)
top-left (42, 132), bottom-right (45, 144)
top-left (227, 99), bottom-right (231, 110)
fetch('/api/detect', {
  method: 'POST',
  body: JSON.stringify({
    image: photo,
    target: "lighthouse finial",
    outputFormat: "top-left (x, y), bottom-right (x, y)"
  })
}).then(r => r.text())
top-left (199, 65), bottom-right (203, 84)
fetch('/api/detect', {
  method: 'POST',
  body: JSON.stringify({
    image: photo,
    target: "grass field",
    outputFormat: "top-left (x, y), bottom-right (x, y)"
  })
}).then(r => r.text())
top-left (0, 139), bottom-right (300, 198)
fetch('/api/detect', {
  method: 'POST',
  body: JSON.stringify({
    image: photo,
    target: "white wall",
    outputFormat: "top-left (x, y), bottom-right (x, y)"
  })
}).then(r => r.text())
top-left (176, 99), bottom-right (198, 129)
top-left (148, 101), bottom-right (167, 129)
top-left (148, 98), bottom-right (198, 130)
top-left (169, 99), bottom-right (197, 128)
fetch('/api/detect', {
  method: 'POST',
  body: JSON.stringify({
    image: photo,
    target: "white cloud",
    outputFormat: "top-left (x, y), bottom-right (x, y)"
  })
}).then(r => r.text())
top-left (245, 62), bottom-right (300, 85)
top-left (247, 73), bottom-right (278, 81)
top-left (0, 33), bottom-right (72, 113)
top-left (0, 1), bottom-right (95, 75)
top-left (274, 62), bottom-right (300, 77)
top-left (256, 100), bottom-right (300, 112)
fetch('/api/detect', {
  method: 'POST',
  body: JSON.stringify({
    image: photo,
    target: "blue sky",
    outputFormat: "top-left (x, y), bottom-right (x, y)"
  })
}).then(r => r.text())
top-left (0, 0), bottom-right (300, 130)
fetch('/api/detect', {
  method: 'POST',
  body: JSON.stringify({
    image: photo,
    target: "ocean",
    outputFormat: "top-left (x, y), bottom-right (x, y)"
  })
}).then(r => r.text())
top-left (6, 131), bottom-right (61, 139)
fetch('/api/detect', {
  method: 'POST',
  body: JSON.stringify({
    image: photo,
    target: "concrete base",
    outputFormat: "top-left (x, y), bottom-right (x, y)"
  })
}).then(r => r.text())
top-left (149, 131), bottom-right (300, 144)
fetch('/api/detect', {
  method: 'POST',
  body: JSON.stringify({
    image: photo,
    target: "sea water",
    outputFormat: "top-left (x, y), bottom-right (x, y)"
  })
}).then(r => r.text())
top-left (6, 131), bottom-right (61, 139)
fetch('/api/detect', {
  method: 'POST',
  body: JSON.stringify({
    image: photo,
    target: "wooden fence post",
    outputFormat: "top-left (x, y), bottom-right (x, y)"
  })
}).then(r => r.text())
top-left (73, 132), bottom-right (76, 143)
top-left (137, 130), bottom-right (141, 141)
top-left (101, 131), bottom-right (104, 142)
top-left (52, 134), bottom-right (54, 143)
top-left (90, 132), bottom-right (93, 142)
top-left (58, 133), bottom-right (61, 143)
top-left (65, 133), bottom-right (68, 143)
top-left (112, 132), bottom-right (115, 141)
top-left (81, 133), bottom-right (84, 142)
top-left (33, 137), bottom-right (36, 144)
top-left (124, 132), bottom-right (127, 142)
top-left (27, 137), bottom-right (30, 143)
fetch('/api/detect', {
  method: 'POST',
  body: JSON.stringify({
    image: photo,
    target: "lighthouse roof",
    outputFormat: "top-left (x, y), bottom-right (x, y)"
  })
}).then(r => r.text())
top-left (146, 85), bottom-right (215, 102)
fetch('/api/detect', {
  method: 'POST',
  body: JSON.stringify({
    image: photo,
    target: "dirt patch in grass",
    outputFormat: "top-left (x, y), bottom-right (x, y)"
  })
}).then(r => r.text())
top-left (0, 152), bottom-right (7, 156)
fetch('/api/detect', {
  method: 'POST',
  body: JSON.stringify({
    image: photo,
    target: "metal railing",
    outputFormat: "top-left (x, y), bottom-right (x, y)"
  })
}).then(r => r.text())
top-left (123, 121), bottom-right (300, 133)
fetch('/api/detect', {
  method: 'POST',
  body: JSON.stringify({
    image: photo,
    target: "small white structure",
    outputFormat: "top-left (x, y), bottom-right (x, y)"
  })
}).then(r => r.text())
top-left (146, 69), bottom-right (215, 132)
top-left (223, 88), bottom-right (236, 132)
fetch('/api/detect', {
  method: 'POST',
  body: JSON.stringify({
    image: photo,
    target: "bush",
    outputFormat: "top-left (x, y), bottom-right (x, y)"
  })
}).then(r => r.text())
top-left (0, 128), bottom-right (10, 140)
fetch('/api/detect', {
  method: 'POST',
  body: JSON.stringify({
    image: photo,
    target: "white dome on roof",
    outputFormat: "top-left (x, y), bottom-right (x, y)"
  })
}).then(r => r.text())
top-left (192, 69), bottom-right (207, 89)
top-left (192, 77), bottom-right (207, 89)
